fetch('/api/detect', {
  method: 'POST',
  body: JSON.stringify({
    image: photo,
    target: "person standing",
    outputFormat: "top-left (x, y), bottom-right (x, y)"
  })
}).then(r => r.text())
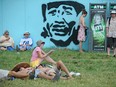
top-left (106, 10), bottom-right (116, 57)
top-left (77, 10), bottom-right (87, 52)
top-left (0, 30), bottom-right (14, 51)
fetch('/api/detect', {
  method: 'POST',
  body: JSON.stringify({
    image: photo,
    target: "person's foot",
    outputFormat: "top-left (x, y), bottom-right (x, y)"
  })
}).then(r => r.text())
top-left (107, 54), bottom-right (110, 57)
top-left (0, 47), bottom-right (7, 50)
top-left (113, 55), bottom-right (116, 57)
top-left (70, 72), bottom-right (80, 76)
top-left (79, 50), bottom-right (83, 53)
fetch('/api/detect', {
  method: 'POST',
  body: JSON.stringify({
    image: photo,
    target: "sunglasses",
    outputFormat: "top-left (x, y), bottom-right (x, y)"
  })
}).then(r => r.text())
top-left (24, 34), bottom-right (29, 35)
top-left (5, 34), bottom-right (9, 35)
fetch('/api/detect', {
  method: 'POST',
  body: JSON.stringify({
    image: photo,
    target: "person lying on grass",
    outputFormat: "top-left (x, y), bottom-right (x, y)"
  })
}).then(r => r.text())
top-left (37, 60), bottom-right (72, 80)
top-left (0, 62), bottom-right (60, 81)
top-left (30, 40), bottom-right (72, 78)
top-left (0, 61), bottom-right (72, 81)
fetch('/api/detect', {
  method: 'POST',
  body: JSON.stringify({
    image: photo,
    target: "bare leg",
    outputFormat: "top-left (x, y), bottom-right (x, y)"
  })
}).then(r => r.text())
top-left (79, 41), bottom-right (83, 52)
top-left (0, 47), bottom-right (7, 50)
top-left (56, 60), bottom-right (72, 78)
top-left (20, 48), bottom-right (26, 51)
top-left (20, 45), bottom-right (26, 51)
top-left (107, 47), bottom-right (110, 56)
top-left (44, 56), bottom-right (56, 65)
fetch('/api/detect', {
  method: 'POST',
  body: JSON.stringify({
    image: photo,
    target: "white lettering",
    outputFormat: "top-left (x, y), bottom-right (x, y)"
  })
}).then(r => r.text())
top-left (94, 5), bottom-right (104, 9)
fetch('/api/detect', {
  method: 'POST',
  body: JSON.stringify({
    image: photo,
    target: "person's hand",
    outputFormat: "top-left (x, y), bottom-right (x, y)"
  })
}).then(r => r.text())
top-left (26, 44), bottom-right (30, 46)
top-left (4, 37), bottom-right (10, 41)
top-left (106, 33), bottom-right (109, 37)
top-left (20, 44), bottom-right (25, 46)
top-left (84, 26), bottom-right (87, 29)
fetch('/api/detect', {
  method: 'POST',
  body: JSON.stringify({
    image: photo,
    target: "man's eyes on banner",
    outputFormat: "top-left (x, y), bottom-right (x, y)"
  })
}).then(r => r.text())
top-left (64, 10), bottom-right (72, 15)
top-left (48, 10), bottom-right (56, 16)
top-left (48, 10), bottom-right (72, 16)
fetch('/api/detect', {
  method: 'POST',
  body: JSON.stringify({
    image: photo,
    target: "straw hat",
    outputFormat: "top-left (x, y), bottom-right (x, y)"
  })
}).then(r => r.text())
top-left (11, 62), bottom-right (30, 72)
top-left (36, 40), bottom-right (45, 47)
top-left (111, 10), bottom-right (116, 14)
top-left (23, 31), bottom-right (30, 35)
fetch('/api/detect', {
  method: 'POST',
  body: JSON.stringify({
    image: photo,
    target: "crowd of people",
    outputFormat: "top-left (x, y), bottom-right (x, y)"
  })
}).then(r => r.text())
top-left (77, 10), bottom-right (116, 57)
top-left (0, 31), bottom-right (33, 51)
top-left (0, 9), bottom-right (116, 81)
top-left (0, 40), bottom-right (74, 81)
top-left (0, 10), bottom-right (116, 57)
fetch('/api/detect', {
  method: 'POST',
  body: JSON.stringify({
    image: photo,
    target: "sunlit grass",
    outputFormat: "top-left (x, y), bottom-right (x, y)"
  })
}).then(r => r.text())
top-left (0, 49), bottom-right (116, 87)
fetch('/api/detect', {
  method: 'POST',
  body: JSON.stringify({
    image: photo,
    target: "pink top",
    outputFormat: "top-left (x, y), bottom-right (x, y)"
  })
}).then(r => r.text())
top-left (31, 47), bottom-right (42, 61)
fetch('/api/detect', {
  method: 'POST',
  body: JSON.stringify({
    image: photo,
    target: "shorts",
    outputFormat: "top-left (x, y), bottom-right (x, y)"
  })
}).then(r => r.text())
top-left (107, 37), bottom-right (116, 48)
top-left (29, 69), bottom-right (42, 79)
top-left (0, 69), bottom-right (10, 79)
top-left (30, 59), bottom-right (41, 68)
top-left (34, 69), bottom-right (42, 78)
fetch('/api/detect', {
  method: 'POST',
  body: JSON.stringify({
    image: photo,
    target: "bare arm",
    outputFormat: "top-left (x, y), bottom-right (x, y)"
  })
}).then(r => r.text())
top-left (12, 43), bottom-right (14, 48)
top-left (106, 27), bottom-right (109, 37)
top-left (0, 37), bottom-right (10, 43)
top-left (81, 16), bottom-right (86, 28)
top-left (8, 71), bottom-right (29, 78)
top-left (106, 19), bottom-right (109, 37)
top-left (38, 50), bottom-right (54, 59)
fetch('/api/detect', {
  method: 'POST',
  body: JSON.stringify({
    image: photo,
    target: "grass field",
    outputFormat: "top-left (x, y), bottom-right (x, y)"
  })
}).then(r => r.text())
top-left (0, 49), bottom-right (116, 87)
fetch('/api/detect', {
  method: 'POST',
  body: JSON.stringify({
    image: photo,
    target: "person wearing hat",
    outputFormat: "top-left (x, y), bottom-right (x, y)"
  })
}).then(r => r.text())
top-left (19, 31), bottom-right (33, 51)
top-left (30, 40), bottom-right (72, 78)
top-left (0, 62), bottom-right (31, 80)
top-left (30, 40), bottom-right (56, 68)
top-left (0, 30), bottom-right (14, 51)
top-left (106, 10), bottom-right (116, 57)
top-left (41, 1), bottom-right (85, 47)
top-left (0, 62), bottom-right (61, 81)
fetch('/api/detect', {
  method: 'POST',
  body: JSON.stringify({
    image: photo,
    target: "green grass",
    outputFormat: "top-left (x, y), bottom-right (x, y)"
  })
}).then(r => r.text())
top-left (0, 49), bottom-right (116, 87)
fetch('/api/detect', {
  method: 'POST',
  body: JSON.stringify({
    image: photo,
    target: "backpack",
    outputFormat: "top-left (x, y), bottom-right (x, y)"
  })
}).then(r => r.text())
top-left (108, 17), bottom-right (111, 26)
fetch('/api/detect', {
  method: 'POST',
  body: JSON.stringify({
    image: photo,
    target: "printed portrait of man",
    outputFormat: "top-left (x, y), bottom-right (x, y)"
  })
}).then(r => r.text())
top-left (41, 1), bottom-right (85, 47)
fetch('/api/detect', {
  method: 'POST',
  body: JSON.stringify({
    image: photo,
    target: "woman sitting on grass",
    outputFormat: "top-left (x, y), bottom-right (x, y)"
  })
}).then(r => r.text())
top-left (30, 40), bottom-right (72, 78)
top-left (0, 30), bottom-right (14, 51)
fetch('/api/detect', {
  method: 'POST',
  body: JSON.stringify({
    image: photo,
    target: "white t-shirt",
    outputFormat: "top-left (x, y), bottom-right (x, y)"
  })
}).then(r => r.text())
top-left (106, 17), bottom-right (116, 38)
top-left (0, 36), bottom-right (14, 47)
top-left (0, 69), bottom-right (9, 79)
top-left (19, 37), bottom-right (33, 46)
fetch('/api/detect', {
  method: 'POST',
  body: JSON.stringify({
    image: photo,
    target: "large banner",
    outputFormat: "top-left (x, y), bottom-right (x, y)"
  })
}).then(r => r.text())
top-left (90, 4), bottom-right (106, 51)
